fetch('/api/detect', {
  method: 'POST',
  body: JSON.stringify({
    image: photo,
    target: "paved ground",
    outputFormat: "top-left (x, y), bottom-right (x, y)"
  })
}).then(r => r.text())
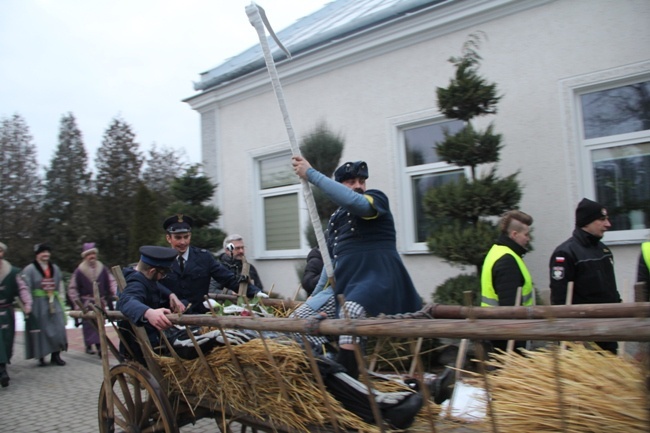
top-left (2, 321), bottom-right (480, 433)
top-left (0, 328), bottom-right (218, 433)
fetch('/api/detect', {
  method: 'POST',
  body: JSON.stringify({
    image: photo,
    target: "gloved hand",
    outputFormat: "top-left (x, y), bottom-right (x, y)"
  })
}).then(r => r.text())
top-left (238, 274), bottom-right (249, 283)
top-left (216, 329), bottom-right (253, 345)
top-left (203, 299), bottom-right (220, 310)
top-left (255, 291), bottom-right (269, 299)
top-left (223, 305), bottom-right (246, 315)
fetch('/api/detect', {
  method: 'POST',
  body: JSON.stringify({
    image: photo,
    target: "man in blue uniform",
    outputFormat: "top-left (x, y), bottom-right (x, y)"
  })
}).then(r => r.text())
top-left (291, 157), bottom-right (423, 379)
top-left (117, 246), bottom-right (185, 363)
top-left (160, 214), bottom-right (265, 314)
top-left (549, 198), bottom-right (621, 354)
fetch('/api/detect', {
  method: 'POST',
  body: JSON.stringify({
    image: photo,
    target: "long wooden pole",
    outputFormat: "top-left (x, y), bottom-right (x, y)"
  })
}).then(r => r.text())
top-left (70, 310), bottom-right (650, 342)
top-left (425, 301), bottom-right (650, 319)
top-left (245, 3), bottom-right (334, 282)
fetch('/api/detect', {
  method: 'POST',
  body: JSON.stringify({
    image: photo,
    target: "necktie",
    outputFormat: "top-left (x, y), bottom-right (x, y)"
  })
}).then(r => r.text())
top-left (179, 256), bottom-right (185, 272)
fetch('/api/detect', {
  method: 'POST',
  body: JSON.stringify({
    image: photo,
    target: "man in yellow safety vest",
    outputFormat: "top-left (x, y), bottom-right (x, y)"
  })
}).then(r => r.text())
top-left (481, 210), bottom-right (534, 354)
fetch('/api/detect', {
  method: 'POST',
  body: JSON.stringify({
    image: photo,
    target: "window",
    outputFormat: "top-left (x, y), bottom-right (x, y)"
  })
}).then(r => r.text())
top-left (256, 152), bottom-right (309, 256)
top-left (579, 80), bottom-right (650, 238)
top-left (400, 119), bottom-right (466, 250)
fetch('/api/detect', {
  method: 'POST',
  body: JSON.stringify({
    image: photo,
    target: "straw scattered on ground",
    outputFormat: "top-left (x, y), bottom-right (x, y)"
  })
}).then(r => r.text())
top-left (472, 343), bottom-right (648, 432)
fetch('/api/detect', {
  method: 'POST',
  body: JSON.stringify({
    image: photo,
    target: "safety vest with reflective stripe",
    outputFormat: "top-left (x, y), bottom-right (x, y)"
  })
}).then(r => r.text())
top-left (481, 244), bottom-right (533, 307)
top-left (643, 242), bottom-right (650, 271)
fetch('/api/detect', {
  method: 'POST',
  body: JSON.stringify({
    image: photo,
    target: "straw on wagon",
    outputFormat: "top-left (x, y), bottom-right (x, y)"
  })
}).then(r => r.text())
top-left (470, 343), bottom-right (648, 432)
top-left (157, 337), bottom-right (444, 433)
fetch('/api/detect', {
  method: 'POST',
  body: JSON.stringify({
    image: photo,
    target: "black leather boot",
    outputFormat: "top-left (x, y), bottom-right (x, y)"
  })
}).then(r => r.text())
top-left (38, 358), bottom-right (47, 367)
top-left (50, 351), bottom-right (66, 366)
top-left (0, 363), bottom-right (9, 387)
top-left (335, 348), bottom-right (359, 380)
top-left (429, 367), bottom-right (455, 404)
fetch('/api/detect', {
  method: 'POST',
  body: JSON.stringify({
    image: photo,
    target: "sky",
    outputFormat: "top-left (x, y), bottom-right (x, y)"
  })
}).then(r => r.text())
top-left (0, 0), bottom-right (331, 171)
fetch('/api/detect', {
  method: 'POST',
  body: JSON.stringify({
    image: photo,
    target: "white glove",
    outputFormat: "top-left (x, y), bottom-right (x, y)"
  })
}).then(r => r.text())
top-left (216, 329), bottom-right (253, 345)
top-left (203, 299), bottom-right (220, 309)
top-left (223, 305), bottom-right (246, 315)
top-left (255, 291), bottom-right (269, 299)
top-left (173, 332), bottom-right (212, 347)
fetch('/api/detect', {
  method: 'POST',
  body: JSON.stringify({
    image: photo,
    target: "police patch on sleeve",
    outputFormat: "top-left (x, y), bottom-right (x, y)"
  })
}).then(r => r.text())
top-left (552, 266), bottom-right (565, 281)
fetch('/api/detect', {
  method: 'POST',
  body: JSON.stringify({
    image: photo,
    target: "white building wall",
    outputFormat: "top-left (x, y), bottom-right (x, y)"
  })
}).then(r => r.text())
top-left (189, 0), bottom-right (650, 302)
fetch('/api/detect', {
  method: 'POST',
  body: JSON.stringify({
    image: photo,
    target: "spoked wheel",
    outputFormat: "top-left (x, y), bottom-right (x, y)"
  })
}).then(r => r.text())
top-left (98, 363), bottom-right (178, 433)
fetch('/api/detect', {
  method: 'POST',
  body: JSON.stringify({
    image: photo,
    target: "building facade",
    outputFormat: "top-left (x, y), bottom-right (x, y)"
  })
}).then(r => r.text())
top-left (185, 0), bottom-right (650, 302)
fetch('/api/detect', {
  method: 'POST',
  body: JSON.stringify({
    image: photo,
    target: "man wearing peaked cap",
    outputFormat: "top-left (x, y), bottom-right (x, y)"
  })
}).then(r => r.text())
top-left (290, 156), bottom-right (422, 381)
top-left (116, 246), bottom-right (186, 364)
top-left (549, 197), bottom-right (621, 354)
top-left (163, 214), bottom-right (194, 234)
top-left (68, 242), bottom-right (117, 356)
top-left (160, 214), bottom-right (266, 315)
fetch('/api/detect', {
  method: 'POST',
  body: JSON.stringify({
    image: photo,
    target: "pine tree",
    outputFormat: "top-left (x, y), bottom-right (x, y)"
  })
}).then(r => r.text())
top-left (37, 113), bottom-right (93, 272)
top-left (424, 34), bottom-right (522, 305)
top-left (0, 114), bottom-right (43, 264)
top-left (166, 164), bottom-right (225, 250)
top-left (142, 143), bottom-right (188, 213)
top-left (94, 117), bottom-right (143, 266)
top-left (299, 123), bottom-right (344, 247)
top-left (128, 183), bottom-right (163, 261)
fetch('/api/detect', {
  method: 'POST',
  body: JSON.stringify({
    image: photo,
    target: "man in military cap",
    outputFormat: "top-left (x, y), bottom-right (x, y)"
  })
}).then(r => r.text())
top-left (290, 157), bottom-right (423, 380)
top-left (161, 214), bottom-right (265, 314)
top-left (117, 246), bottom-right (186, 363)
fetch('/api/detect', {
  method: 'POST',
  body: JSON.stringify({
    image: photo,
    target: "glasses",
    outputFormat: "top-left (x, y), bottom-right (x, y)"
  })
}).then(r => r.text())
top-left (155, 267), bottom-right (171, 277)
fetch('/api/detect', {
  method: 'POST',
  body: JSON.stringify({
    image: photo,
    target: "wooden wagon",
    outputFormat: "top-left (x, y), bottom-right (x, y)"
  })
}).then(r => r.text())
top-left (69, 272), bottom-right (650, 433)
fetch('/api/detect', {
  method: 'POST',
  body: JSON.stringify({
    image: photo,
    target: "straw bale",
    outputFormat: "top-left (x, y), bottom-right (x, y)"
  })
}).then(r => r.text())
top-left (472, 343), bottom-right (649, 432)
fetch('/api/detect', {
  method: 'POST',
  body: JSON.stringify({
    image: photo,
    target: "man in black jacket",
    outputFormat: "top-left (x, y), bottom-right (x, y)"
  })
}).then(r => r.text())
top-left (213, 234), bottom-right (264, 293)
top-left (549, 198), bottom-right (621, 354)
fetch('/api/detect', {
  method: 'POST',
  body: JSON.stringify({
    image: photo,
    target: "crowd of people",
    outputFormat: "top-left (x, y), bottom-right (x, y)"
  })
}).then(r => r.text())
top-left (0, 157), bottom-right (648, 427)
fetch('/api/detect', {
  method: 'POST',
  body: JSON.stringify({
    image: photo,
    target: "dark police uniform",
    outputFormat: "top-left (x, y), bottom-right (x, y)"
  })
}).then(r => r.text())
top-left (160, 214), bottom-right (260, 314)
top-left (117, 246), bottom-right (178, 363)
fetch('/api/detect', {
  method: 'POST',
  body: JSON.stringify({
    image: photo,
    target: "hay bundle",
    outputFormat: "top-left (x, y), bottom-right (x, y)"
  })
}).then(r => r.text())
top-left (475, 343), bottom-right (648, 432)
top-left (158, 338), bottom-right (439, 432)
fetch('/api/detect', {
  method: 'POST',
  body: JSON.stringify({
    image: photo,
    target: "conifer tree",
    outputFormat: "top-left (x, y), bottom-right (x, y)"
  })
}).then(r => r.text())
top-left (142, 143), bottom-right (188, 214)
top-left (128, 183), bottom-right (162, 261)
top-left (94, 117), bottom-right (143, 266)
top-left (38, 113), bottom-right (92, 271)
top-left (424, 34), bottom-right (522, 305)
top-left (166, 164), bottom-right (224, 250)
top-left (0, 114), bottom-right (42, 264)
top-left (300, 123), bottom-right (344, 247)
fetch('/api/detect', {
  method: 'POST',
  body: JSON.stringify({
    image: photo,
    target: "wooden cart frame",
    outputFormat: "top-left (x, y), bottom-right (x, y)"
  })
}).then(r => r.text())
top-left (69, 274), bottom-right (650, 433)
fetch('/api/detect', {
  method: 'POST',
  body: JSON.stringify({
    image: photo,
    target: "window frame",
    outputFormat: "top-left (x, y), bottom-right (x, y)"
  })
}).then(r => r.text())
top-left (252, 149), bottom-right (311, 258)
top-left (565, 62), bottom-right (650, 244)
top-left (392, 111), bottom-right (469, 253)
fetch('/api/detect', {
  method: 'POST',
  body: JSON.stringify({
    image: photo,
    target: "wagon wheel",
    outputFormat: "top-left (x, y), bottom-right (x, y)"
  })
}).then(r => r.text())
top-left (98, 362), bottom-right (178, 433)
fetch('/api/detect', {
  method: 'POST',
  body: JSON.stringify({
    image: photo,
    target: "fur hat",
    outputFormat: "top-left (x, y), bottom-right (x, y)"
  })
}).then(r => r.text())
top-left (81, 242), bottom-right (98, 258)
top-left (34, 243), bottom-right (51, 255)
top-left (334, 161), bottom-right (369, 183)
top-left (575, 198), bottom-right (608, 227)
